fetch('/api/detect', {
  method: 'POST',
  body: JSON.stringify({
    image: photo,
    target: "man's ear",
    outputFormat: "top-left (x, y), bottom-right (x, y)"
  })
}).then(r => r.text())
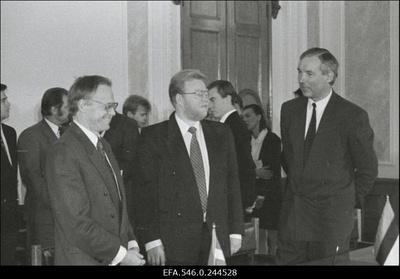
top-left (326, 71), bottom-right (334, 84)
top-left (78, 99), bottom-right (88, 113)
top-left (175, 93), bottom-right (184, 107)
top-left (50, 106), bottom-right (58, 116)
top-left (127, 111), bottom-right (134, 118)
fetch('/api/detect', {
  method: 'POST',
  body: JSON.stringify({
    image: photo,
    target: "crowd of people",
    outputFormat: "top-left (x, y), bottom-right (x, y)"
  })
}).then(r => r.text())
top-left (1, 47), bottom-right (378, 266)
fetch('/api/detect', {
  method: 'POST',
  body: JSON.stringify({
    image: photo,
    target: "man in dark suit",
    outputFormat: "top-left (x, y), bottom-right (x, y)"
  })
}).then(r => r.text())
top-left (1, 83), bottom-right (19, 265)
top-left (208, 80), bottom-right (257, 215)
top-left (18, 87), bottom-right (70, 261)
top-left (277, 47), bottom-right (378, 265)
top-left (102, 112), bottom-right (140, 227)
top-left (45, 75), bottom-right (145, 265)
top-left (137, 69), bottom-right (244, 265)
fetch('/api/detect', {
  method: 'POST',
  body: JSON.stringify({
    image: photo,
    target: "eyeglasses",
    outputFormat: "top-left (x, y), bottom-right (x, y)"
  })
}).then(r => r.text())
top-left (90, 99), bottom-right (118, 111)
top-left (178, 90), bottom-right (209, 99)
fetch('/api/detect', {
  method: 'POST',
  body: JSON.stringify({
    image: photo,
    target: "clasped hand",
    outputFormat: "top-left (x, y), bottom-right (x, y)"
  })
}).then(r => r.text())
top-left (256, 166), bottom-right (274, 180)
top-left (120, 247), bottom-right (146, 266)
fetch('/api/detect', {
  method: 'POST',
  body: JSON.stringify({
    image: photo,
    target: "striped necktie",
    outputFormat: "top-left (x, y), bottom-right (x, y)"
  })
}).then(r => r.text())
top-left (97, 138), bottom-right (122, 201)
top-left (188, 127), bottom-right (207, 214)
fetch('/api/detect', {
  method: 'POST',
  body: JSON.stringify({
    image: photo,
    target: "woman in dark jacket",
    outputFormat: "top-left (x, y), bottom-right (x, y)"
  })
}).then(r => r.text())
top-left (242, 104), bottom-right (283, 256)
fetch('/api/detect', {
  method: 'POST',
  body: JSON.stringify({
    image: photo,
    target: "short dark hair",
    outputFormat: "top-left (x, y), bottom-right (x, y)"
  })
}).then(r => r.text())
top-left (207, 80), bottom-right (238, 106)
top-left (242, 104), bottom-right (271, 132)
top-left (123, 95), bottom-right (151, 116)
top-left (1, 83), bottom-right (7, 91)
top-left (41, 87), bottom-right (68, 117)
top-left (300, 47), bottom-right (339, 86)
top-left (68, 75), bottom-right (112, 116)
top-left (235, 94), bottom-right (243, 110)
top-left (169, 69), bottom-right (207, 107)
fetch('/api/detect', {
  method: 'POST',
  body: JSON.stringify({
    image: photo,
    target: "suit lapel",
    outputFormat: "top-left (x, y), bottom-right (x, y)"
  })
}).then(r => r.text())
top-left (40, 119), bottom-right (58, 146)
top-left (70, 123), bottom-right (121, 209)
top-left (291, 98), bottom-right (308, 172)
top-left (202, 121), bottom-right (221, 213)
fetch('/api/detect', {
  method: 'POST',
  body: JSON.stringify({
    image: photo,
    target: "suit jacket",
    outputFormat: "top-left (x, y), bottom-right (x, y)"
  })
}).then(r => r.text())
top-left (103, 113), bottom-right (140, 226)
top-left (1, 123), bottom-right (19, 233)
top-left (45, 122), bottom-right (136, 265)
top-left (18, 119), bottom-right (57, 226)
top-left (280, 92), bottom-right (378, 242)
top-left (137, 113), bottom-right (244, 263)
top-left (256, 131), bottom-right (282, 199)
top-left (225, 111), bottom-right (257, 208)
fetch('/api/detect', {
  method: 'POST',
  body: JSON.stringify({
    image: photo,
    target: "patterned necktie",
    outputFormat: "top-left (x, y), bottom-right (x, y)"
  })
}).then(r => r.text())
top-left (58, 126), bottom-right (64, 137)
top-left (303, 103), bottom-right (317, 166)
top-left (188, 127), bottom-right (207, 214)
top-left (97, 138), bottom-right (122, 201)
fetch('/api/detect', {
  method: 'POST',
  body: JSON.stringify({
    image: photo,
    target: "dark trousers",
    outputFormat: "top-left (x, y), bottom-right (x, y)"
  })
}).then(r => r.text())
top-left (166, 223), bottom-right (211, 266)
top-left (276, 235), bottom-right (351, 265)
top-left (1, 207), bottom-right (19, 265)
top-left (26, 222), bottom-right (55, 263)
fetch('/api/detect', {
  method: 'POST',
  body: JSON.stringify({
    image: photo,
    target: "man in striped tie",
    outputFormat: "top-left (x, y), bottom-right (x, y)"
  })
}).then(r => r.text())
top-left (45, 75), bottom-right (145, 265)
top-left (137, 69), bottom-right (244, 265)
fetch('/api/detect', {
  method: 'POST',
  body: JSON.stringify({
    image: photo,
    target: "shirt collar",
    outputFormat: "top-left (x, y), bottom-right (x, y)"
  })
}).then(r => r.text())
top-left (220, 109), bottom-right (236, 123)
top-left (44, 117), bottom-right (60, 137)
top-left (73, 120), bottom-right (99, 147)
top-left (308, 89), bottom-right (333, 109)
top-left (175, 113), bottom-right (200, 136)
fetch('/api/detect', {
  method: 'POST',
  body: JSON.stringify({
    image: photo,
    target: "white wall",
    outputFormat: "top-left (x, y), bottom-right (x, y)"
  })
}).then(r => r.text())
top-left (1, 1), bottom-right (129, 135)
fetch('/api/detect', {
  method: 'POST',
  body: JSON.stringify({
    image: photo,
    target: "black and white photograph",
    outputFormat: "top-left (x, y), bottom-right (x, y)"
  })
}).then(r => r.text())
top-left (1, 0), bottom-right (398, 270)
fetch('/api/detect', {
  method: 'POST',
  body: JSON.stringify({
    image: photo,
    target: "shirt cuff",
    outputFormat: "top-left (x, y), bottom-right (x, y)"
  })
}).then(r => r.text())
top-left (145, 239), bottom-right (163, 251)
top-left (110, 246), bottom-right (126, 266)
top-left (128, 240), bottom-right (139, 250)
top-left (230, 234), bottom-right (242, 241)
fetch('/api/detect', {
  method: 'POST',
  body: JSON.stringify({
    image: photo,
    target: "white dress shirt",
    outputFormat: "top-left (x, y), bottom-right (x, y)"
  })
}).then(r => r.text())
top-left (304, 89), bottom-right (333, 138)
top-left (0, 124), bottom-right (12, 166)
top-left (44, 118), bottom-right (61, 138)
top-left (220, 109), bottom-right (237, 123)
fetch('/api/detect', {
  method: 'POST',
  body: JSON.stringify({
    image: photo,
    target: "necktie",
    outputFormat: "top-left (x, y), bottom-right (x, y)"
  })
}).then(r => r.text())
top-left (303, 103), bottom-right (316, 166)
top-left (188, 127), bottom-right (207, 214)
top-left (97, 138), bottom-right (122, 201)
top-left (58, 126), bottom-right (64, 137)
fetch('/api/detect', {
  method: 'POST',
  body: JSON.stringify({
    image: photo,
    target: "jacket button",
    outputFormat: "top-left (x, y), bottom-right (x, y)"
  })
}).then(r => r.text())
top-left (104, 192), bottom-right (108, 196)
top-left (177, 212), bottom-right (182, 218)
top-left (111, 214), bottom-right (115, 218)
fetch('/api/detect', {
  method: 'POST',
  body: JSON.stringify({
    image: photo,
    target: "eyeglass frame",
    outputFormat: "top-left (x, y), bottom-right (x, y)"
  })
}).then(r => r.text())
top-left (89, 99), bottom-right (119, 111)
top-left (178, 90), bottom-right (209, 99)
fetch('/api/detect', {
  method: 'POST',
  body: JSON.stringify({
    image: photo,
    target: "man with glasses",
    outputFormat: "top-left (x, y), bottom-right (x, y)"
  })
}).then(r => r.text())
top-left (137, 69), bottom-right (244, 265)
top-left (45, 75), bottom-right (145, 265)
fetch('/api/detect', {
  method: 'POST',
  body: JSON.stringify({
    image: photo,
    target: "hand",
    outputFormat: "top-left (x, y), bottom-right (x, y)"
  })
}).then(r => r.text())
top-left (254, 197), bottom-right (264, 210)
top-left (256, 166), bottom-right (274, 180)
top-left (147, 245), bottom-right (166, 266)
top-left (230, 238), bottom-right (242, 255)
top-left (120, 249), bottom-right (146, 266)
